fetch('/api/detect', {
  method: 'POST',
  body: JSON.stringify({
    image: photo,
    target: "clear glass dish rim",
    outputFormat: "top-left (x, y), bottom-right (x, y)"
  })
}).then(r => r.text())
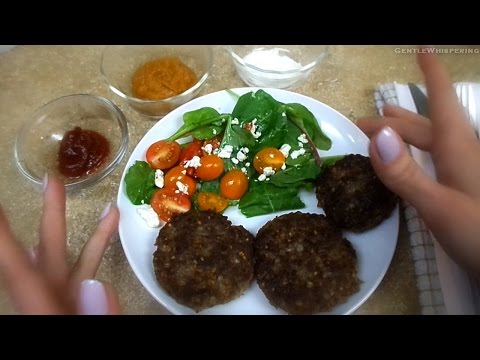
top-left (100, 45), bottom-right (214, 104)
top-left (14, 94), bottom-right (129, 191)
top-left (226, 45), bottom-right (329, 75)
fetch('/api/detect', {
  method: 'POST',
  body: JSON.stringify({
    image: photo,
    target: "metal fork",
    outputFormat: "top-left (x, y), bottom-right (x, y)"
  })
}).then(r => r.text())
top-left (456, 83), bottom-right (478, 138)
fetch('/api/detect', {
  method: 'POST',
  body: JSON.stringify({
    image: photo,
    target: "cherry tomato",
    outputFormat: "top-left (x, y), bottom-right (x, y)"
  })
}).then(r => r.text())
top-left (253, 147), bottom-right (286, 173)
top-left (197, 192), bottom-right (228, 213)
top-left (220, 169), bottom-right (249, 200)
top-left (146, 140), bottom-right (181, 170)
top-left (164, 166), bottom-right (197, 197)
top-left (195, 155), bottom-right (224, 181)
top-left (151, 188), bottom-right (191, 222)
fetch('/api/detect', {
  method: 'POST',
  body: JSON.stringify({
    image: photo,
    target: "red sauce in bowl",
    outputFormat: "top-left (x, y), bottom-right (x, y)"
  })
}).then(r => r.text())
top-left (58, 126), bottom-right (110, 179)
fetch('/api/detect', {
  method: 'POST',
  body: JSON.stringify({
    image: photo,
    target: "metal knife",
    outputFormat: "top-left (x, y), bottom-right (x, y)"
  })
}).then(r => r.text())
top-left (408, 82), bottom-right (429, 117)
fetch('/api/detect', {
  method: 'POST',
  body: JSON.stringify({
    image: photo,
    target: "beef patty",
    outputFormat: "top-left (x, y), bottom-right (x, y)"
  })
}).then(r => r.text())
top-left (153, 211), bottom-right (254, 312)
top-left (316, 154), bottom-right (398, 232)
top-left (255, 212), bottom-right (359, 315)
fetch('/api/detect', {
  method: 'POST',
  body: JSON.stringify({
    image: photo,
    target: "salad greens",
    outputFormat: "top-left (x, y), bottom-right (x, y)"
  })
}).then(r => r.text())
top-left (125, 89), bottom-right (341, 217)
top-left (124, 161), bottom-right (157, 205)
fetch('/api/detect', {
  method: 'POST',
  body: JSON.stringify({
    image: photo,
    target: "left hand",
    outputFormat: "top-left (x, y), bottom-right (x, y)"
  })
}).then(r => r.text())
top-left (0, 174), bottom-right (121, 314)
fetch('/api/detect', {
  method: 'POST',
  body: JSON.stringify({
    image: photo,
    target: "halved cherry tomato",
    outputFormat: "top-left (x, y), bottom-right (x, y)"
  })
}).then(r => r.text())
top-left (164, 166), bottom-right (197, 197)
top-left (151, 188), bottom-right (191, 222)
top-left (197, 192), bottom-right (228, 213)
top-left (253, 147), bottom-right (286, 173)
top-left (146, 140), bottom-right (181, 170)
top-left (195, 155), bottom-right (224, 181)
top-left (220, 169), bottom-right (249, 200)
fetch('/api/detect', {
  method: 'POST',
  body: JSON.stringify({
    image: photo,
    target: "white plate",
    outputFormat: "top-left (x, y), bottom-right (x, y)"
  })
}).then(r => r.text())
top-left (117, 88), bottom-right (399, 315)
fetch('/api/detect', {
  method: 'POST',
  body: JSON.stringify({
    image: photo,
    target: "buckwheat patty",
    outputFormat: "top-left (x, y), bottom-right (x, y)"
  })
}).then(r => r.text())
top-left (255, 212), bottom-right (359, 315)
top-left (316, 154), bottom-right (398, 232)
top-left (153, 211), bottom-right (254, 312)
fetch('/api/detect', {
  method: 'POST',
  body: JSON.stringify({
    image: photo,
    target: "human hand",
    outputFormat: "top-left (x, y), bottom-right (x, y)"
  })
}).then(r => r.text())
top-left (357, 51), bottom-right (480, 276)
top-left (0, 174), bottom-right (121, 314)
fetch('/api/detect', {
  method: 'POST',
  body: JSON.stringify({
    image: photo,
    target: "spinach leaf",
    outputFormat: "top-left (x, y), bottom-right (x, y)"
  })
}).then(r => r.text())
top-left (220, 117), bottom-right (256, 172)
top-left (232, 90), bottom-right (288, 152)
top-left (283, 121), bottom-right (312, 167)
top-left (166, 107), bottom-right (230, 141)
top-left (238, 182), bottom-right (305, 217)
top-left (124, 161), bottom-right (157, 205)
top-left (232, 90), bottom-right (280, 123)
top-left (285, 103), bottom-right (332, 150)
top-left (270, 158), bottom-right (321, 188)
top-left (191, 125), bottom-right (223, 140)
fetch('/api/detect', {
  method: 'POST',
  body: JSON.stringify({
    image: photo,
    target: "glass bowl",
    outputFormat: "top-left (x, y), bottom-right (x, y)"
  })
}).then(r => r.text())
top-left (227, 45), bottom-right (329, 89)
top-left (14, 94), bottom-right (129, 191)
top-left (100, 45), bottom-right (213, 118)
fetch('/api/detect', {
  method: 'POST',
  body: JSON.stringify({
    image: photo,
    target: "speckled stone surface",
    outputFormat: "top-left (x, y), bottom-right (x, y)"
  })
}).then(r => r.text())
top-left (1, 45), bottom-right (479, 315)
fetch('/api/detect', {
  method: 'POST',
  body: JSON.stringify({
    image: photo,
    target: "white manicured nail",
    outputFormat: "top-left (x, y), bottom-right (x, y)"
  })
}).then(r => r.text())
top-left (376, 126), bottom-right (402, 163)
top-left (42, 173), bottom-right (48, 193)
top-left (99, 202), bottom-right (111, 220)
top-left (29, 246), bottom-right (39, 266)
top-left (79, 280), bottom-right (108, 315)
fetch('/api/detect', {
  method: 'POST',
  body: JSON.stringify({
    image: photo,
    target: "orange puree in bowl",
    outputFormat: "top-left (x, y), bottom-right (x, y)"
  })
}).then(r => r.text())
top-left (131, 57), bottom-right (198, 100)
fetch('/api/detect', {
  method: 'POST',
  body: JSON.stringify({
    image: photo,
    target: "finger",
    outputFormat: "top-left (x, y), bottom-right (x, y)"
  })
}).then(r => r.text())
top-left (77, 279), bottom-right (121, 315)
top-left (369, 126), bottom-right (453, 214)
top-left (0, 208), bottom-right (64, 314)
top-left (70, 203), bottom-right (119, 285)
top-left (418, 50), bottom-right (475, 140)
top-left (39, 174), bottom-right (69, 288)
top-left (370, 130), bottom-right (480, 272)
top-left (357, 108), bottom-right (432, 150)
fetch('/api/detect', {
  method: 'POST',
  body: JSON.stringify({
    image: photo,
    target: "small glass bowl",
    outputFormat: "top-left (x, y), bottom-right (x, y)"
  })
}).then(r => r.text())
top-left (100, 45), bottom-right (213, 118)
top-left (14, 94), bottom-right (129, 191)
top-left (227, 45), bottom-right (329, 89)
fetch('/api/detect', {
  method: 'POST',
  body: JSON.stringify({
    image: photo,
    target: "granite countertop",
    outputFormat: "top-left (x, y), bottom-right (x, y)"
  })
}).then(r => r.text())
top-left (1, 45), bottom-right (479, 314)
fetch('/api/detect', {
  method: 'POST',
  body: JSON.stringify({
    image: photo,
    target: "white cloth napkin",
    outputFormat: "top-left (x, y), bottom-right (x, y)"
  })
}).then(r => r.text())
top-left (374, 82), bottom-right (480, 315)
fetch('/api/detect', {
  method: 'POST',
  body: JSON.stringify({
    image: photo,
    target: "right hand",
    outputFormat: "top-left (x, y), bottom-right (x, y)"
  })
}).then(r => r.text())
top-left (357, 51), bottom-right (480, 276)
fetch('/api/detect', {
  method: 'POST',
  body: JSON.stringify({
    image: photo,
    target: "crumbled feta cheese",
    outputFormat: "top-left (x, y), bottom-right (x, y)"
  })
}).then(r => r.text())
top-left (263, 167), bottom-right (275, 177)
top-left (298, 142), bottom-right (304, 148)
top-left (297, 133), bottom-right (308, 143)
top-left (181, 169), bottom-right (187, 175)
top-left (241, 167), bottom-right (248, 174)
top-left (201, 143), bottom-right (213, 155)
top-left (154, 169), bottom-right (164, 188)
top-left (218, 145), bottom-right (234, 159)
top-left (279, 144), bottom-right (291, 158)
top-left (136, 205), bottom-right (161, 228)
top-left (231, 118), bottom-right (239, 125)
top-left (249, 119), bottom-right (262, 139)
top-left (258, 174), bottom-right (267, 182)
top-left (241, 147), bottom-right (250, 154)
top-left (212, 128), bottom-right (217, 135)
top-left (245, 162), bottom-right (251, 167)
top-left (231, 158), bottom-right (239, 164)
top-left (236, 148), bottom-right (248, 162)
top-left (184, 156), bottom-right (202, 169)
top-left (290, 148), bottom-right (306, 159)
top-left (176, 181), bottom-right (189, 195)
top-left (281, 163), bottom-right (286, 170)
top-left (282, 112), bottom-right (286, 117)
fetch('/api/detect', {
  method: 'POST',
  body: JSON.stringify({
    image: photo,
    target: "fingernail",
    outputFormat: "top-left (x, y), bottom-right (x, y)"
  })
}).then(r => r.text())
top-left (375, 126), bottom-right (402, 163)
top-left (79, 279), bottom-right (108, 315)
top-left (29, 246), bottom-right (39, 266)
top-left (42, 173), bottom-right (48, 193)
top-left (99, 202), bottom-right (111, 220)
